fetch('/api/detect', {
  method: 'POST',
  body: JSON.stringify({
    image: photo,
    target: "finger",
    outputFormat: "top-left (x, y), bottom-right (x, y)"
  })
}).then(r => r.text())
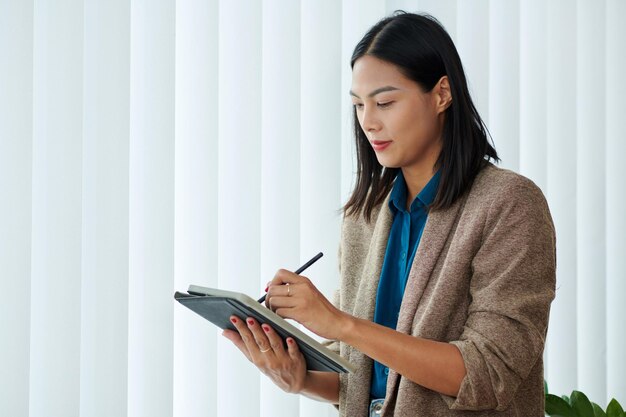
top-left (222, 329), bottom-right (252, 362)
top-left (245, 317), bottom-right (273, 356)
top-left (267, 294), bottom-right (298, 311)
top-left (265, 282), bottom-right (300, 310)
top-left (264, 282), bottom-right (285, 309)
top-left (260, 323), bottom-right (288, 360)
top-left (270, 269), bottom-right (305, 287)
top-left (285, 337), bottom-right (302, 362)
top-left (230, 316), bottom-right (259, 358)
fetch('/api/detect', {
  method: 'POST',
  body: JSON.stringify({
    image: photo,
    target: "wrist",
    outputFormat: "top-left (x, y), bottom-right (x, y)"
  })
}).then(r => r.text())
top-left (335, 310), bottom-right (358, 342)
top-left (298, 370), bottom-right (313, 395)
top-left (297, 371), bottom-right (340, 404)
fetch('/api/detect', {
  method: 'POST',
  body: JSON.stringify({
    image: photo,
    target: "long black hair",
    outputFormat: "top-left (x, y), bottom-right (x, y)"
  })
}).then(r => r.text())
top-left (343, 11), bottom-right (499, 222)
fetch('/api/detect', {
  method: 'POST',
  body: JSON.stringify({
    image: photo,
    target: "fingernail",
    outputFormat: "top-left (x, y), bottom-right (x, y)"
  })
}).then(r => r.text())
top-left (262, 325), bottom-right (270, 333)
top-left (264, 286), bottom-right (268, 292)
top-left (247, 318), bottom-right (254, 326)
top-left (287, 338), bottom-right (293, 345)
top-left (230, 317), bottom-right (237, 324)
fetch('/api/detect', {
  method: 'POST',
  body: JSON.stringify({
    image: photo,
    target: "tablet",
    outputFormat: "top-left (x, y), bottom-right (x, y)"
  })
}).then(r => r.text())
top-left (174, 285), bottom-right (356, 373)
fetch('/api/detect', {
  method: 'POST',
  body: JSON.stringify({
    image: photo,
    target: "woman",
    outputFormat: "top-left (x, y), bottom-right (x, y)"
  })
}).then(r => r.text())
top-left (223, 11), bottom-right (556, 417)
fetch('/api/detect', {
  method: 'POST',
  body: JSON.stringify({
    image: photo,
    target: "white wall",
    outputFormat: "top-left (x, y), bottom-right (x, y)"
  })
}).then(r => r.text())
top-left (1, 1), bottom-right (624, 416)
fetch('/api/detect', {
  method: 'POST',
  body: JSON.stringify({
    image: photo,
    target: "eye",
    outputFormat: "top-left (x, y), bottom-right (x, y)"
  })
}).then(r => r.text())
top-left (377, 101), bottom-right (393, 108)
top-left (353, 103), bottom-right (364, 111)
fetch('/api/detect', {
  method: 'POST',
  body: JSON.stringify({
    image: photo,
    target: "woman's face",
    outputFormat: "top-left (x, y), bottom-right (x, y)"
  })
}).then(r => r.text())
top-left (350, 55), bottom-right (449, 174)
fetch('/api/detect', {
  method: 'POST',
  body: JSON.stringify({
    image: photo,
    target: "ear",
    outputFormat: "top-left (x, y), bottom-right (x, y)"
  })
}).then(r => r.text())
top-left (434, 76), bottom-right (452, 114)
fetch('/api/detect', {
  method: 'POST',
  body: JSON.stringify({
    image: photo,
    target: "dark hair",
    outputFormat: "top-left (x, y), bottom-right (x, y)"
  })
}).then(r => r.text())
top-left (343, 11), bottom-right (499, 222)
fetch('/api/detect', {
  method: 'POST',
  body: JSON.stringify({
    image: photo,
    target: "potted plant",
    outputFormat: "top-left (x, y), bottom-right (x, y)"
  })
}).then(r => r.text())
top-left (545, 381), bottom-right (625, 417)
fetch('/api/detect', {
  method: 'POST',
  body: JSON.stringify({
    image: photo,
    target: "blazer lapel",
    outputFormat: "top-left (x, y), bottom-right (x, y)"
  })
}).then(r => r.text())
top-left (382, 193), bottom-right (468, 406)
top-left (344, 193), bottom-right (393, 415)
top-left (350, 192), bottom-right (394, 322)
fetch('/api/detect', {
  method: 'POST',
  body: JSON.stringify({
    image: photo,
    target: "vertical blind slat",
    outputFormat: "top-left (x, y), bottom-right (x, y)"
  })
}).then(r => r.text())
top-left (217, 1), bottom-right (263, 416)
top-left (80, 1), bottom-right (130, 416)
top-left (489, 0), bottom-right (520, 171)
top-left (30, 1), bottom-right (84, 416)
top-left (606, 0), bottom-right (626, 404)
top-left (128, 1), bottom-right (175, 416)
top-left (0, 1), bottom-right (33, 416)
top-left (545, 0), bottom-right (579, 397)
top-left (456, 0), bottom-right (490, 126)
top-left (575, 0), bottom-right (607, 405)
top-left (260, 1), bottom-right (302, 416)
top-left (173, 0), bottom-right (219, 416)
top-left (519, 0), bottom-right (548, 193)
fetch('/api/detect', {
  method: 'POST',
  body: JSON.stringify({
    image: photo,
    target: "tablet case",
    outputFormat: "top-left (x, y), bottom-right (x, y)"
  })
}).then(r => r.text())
top-left (174, 285), bottom-right (355, 373)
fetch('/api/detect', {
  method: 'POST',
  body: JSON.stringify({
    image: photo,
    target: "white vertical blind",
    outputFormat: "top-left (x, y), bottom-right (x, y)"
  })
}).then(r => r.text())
top-left (576, 0), bottom-right (606, 403)
top-left (216, 1), bottom-right (262, 417)
top-left (1, 1), bottom-right (625, 415)
top-left (260, 1), bottom-right (302, 416)
top-left (30, 1), bottom-right (84, 416)
top-left (0, 1), bottom-right (32, 416)
top-left (128, 1), bottom-right (175, 417)
top-left (173, 0), bottom-right (218, 416)
top-left (456, 0), bottom-right (490, 126)
top-left (80, 1), bottom-right (130, 417)
top-left (545, 0), bottom-right (579, 398)
top-left (606, 0), bottom-right (626, 402)
top-left (519, 0), bottom-right (548, 192)
top-left (488, 0), bottom-right (520, 171)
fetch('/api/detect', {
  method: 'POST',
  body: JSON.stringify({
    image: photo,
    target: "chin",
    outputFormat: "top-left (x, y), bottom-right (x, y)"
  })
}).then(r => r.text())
top-left (375, 155), bottom-right (402, 169)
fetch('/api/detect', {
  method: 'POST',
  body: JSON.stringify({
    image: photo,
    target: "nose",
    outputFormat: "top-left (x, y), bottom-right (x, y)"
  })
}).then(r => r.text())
top-left (361, 106), bottom-right (382, 135)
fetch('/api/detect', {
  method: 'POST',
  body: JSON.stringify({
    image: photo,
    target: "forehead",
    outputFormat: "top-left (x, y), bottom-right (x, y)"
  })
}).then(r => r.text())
top-left (350, 55), bottom-right (414, 93)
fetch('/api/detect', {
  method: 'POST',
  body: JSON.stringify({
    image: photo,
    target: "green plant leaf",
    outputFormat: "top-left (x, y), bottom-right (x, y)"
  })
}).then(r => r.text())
top-left (592, 402), bottom-right (607, 417)
top-left (607, 399), bottom-right (624, 417)
top-left (571, 391), bottom-right (594, 417)
top-left (562, 395), bottom-right (571, 405)
top-left (546, 394), bottom-right (575, 417)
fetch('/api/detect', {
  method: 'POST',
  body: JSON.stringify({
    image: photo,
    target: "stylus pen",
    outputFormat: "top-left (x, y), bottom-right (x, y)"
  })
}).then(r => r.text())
top-left (257, 251), bottom-right (324, 303)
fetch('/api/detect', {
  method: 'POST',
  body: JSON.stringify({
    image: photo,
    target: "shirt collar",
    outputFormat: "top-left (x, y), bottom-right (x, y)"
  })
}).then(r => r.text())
top-left (389, 170), bottom-right (441, 213)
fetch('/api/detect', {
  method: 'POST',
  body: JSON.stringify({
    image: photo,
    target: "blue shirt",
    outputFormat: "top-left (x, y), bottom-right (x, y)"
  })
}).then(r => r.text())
top-left (370, 170), bottom-right (441, 399)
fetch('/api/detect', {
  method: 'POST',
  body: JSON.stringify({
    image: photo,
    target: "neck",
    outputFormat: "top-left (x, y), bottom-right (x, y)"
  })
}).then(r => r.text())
top-left (401, 166), bottom-right (437, 207)
top-left (400, 136), bottom-right (443, 206)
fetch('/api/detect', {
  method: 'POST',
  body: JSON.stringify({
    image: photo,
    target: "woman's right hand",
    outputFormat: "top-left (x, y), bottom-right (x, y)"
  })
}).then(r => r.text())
top-left (222, 315), bottom-right (308, 393)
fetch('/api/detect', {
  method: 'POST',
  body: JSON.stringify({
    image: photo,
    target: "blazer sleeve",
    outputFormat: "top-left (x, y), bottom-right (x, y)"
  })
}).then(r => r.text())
top-left (443, 177), bottom-right (556, 411)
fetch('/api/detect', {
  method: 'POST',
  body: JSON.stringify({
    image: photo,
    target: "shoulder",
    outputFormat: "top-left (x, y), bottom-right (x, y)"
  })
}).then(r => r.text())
top-left (464, 163), bottom-right (555, 239)
top-left (469, 162), bottom-right (549, 211)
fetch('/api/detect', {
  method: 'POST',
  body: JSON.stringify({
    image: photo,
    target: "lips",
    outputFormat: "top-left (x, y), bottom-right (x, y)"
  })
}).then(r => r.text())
top-left (371, 140), bottom-right (392, 151)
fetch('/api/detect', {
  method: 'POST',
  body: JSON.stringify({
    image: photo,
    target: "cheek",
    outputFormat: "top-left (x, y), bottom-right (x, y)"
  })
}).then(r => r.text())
top-left (403, 106), bottom-right (438, 138)
top-left (392, 108), bottom-right (429, 138)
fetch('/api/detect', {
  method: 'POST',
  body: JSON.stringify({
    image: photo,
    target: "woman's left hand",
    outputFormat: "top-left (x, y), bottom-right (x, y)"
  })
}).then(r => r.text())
top-left (265, 269), bottom-right (348, 341)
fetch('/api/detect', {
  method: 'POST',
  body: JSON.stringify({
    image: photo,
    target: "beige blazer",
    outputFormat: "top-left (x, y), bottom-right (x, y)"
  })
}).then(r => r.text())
top-left (327, 163), bottom-right (556, 416)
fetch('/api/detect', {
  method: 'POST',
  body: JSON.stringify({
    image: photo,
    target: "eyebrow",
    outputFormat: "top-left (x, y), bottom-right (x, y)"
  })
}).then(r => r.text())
top-left (349, 86), bottom-right (400, 99)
